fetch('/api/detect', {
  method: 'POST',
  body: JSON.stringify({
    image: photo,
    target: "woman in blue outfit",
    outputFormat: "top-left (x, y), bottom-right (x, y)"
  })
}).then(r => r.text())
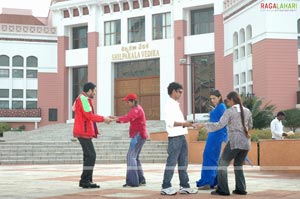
top-left (196, 90), bottom-right (228, 190)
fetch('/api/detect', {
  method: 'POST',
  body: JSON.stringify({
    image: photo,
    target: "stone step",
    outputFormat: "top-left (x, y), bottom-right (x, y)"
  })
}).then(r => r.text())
top-left (0, 158), bottom-right (167, 165)
top-left (0, 140), bottom-right (168, 165)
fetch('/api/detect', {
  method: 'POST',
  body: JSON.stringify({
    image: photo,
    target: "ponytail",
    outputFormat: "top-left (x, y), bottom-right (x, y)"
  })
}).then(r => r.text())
top-left (227, 91), bottom-right (250, 138)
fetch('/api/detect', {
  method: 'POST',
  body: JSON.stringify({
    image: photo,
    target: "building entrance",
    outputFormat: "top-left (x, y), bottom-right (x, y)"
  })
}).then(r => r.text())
top-left (114, 59), bottom-right (160, 120)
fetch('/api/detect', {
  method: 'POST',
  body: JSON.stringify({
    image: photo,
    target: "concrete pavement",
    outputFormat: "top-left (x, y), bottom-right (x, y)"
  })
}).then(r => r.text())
top-left (1, 163), bottom-right (300, 199)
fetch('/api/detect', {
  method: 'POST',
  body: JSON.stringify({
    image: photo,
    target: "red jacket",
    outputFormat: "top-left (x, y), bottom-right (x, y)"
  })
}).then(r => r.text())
top-left (117, 105), bottom-right (148, 139)
top-left (73, 92), bottom-right (104, 138)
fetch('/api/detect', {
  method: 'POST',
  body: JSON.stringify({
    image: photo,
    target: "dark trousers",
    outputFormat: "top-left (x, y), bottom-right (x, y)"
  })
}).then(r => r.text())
top-left (78, 137), bottom-right (96, 183)
top-left (162, 135), bottom-right (190, 189)
top-left (217, 142), bottom-right (248, 194)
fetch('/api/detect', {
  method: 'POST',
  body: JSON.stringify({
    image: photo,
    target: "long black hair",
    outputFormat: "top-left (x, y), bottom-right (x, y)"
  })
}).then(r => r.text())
top-left (210, 90), bottom-right (223, 103)
top-left (227, 91), bottom-right (250, 138)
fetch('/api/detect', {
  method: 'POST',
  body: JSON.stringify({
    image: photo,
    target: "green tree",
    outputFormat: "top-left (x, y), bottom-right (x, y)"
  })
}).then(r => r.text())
top-left (241, 95), bottom-right (276, 129)
top-left (282, 108), bottom-right (300, 132)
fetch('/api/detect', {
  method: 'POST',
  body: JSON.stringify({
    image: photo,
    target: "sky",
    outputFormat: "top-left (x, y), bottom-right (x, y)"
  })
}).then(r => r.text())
top-left (0, 0), bottom-right (52, 17)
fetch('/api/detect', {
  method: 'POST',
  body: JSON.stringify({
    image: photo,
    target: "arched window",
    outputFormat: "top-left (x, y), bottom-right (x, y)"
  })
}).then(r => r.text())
top-left (26, 56), bottom-right (38, 67)
top-left (233, 32), bottom-right (238, 47)
top-left (12, 55), bottom-right (24, 67)
top-left (0, 55), bottom-right (9, 66)
top-left (246, 25), bottom-right (252, 40)
top-left (239, 28), bottom-right (245, 44)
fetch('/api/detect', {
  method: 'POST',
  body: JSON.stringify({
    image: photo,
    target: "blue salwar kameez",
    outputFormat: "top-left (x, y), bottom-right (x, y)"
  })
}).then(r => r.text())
top-left (196, 103), bottom-right (227, 188)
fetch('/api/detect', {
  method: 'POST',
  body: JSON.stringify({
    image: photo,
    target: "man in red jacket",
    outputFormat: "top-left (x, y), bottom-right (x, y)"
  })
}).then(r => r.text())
top-left (73, 82), bottom-right (112, 188)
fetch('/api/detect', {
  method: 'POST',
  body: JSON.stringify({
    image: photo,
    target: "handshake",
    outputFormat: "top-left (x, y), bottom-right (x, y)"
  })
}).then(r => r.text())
top-left (103, 116), bottom-right (118, 124)
top-left (182, 121), bottom-right (205, 129)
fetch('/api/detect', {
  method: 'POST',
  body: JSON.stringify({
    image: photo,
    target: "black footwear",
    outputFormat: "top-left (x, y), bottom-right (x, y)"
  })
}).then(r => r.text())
top-left (79, 182), bottom-right (100, 188)
top-left (123, 183), bottom-right (139, 187)
top-left (232, 190), bottom-right (247, 195)
top-left (139, 180), bottom-right (146, 186)
top-left (211, 189), bottom-right (230, 196)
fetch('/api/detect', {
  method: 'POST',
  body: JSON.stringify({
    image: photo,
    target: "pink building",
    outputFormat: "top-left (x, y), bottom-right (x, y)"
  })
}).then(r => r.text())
top-left (0, 0), bottom-right (299, 130)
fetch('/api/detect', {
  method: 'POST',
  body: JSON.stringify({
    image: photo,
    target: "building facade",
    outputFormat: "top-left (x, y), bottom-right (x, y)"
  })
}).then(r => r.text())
top-left (0, 0), bottom-right (299, 130)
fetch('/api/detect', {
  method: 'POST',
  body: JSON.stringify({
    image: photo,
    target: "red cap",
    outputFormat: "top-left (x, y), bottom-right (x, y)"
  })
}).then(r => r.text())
top-left (122, 93), bottom-right (137, 101)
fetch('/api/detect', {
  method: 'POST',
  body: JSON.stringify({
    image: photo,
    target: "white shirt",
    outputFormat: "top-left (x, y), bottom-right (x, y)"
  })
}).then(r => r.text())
top-left (270, 118), bottom-right (284, 139)
top-left (164, 97), bottom-right (188, 137)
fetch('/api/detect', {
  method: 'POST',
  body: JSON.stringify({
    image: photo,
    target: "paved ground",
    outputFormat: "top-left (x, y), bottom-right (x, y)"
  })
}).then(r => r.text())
top-left (1, 122), bottom-right (300, 198)
top-left (0, 163), bottom-right (300, 199)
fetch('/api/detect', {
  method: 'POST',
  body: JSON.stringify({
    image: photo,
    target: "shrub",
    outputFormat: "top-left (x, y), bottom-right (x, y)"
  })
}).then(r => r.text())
top-left (241, 95), bottom-right (276, 129)
top-left (249, 129), bottom-right (272, 142)
top-left (19, 125), bottom-right (26, 131)
top-left (282, 108), bottom-right (300, 132)
top-left (198, 128), bottom-right (208, 141)
top-left (0, 122), bottom-right (11, 137)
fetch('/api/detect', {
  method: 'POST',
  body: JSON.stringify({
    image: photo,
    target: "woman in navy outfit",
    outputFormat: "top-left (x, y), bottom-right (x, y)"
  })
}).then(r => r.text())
top-left (196, 90), bottom-right (228, 190)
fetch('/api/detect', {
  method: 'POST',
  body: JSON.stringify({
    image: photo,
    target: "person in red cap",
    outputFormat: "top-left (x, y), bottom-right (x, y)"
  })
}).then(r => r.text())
top-left (110, 93), bottom-right (148, 187)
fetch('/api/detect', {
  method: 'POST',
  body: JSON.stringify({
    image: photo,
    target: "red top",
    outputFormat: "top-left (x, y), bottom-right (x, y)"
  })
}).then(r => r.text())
top-left (72, 92), bottom-right (104, 139)
top-left (117, 105), bottom-right (148, 139)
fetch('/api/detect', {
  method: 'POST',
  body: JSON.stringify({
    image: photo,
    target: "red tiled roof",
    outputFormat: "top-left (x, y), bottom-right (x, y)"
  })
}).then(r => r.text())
top-left (0, 14), bottom-right (45, 25)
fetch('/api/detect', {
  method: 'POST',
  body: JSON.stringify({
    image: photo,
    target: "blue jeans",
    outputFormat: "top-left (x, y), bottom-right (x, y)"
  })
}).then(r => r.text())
top-left (162, 135), bottom-right (190, 189)
top-left (126, 133), bottom-right (146, 186)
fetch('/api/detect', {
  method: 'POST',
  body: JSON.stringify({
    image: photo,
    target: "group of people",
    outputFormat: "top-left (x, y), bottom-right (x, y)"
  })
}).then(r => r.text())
top-left (72, 81), bottom-right (290, 196)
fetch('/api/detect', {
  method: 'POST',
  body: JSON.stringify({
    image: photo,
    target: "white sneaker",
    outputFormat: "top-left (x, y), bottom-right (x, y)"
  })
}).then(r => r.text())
top-left (161, 187), bottom-right (177, 195)
top-left (179, 187), bottom-right (198, 194)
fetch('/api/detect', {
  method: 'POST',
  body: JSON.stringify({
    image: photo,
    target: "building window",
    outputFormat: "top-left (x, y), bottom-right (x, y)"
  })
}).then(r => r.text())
top-left (26, 90), bottom-right (37, 98)
top-left (297, 19), bottom-right (300, 34)
top-left (0, 89), bottom-right (9, 98)
top-left (12, 55), bottom-right (23, 67)
top-left (234, 74), bottom-right (239, 86)
top-left (83, 7), bottom-right (89, 15)
top-left (12, 101), bottom-right (23, 109)
top-left (72, 26), bottom-right (88, 49)
top-left (73, 8), bottom-right (79, 17)
top-left (0, 101), bottom-right (9, 109)
top-left (239, 29), bottom-right (245, 44)
top-left (152, 12), bottom-right (171, 40)
top-left (0, 55), bottom-right (9, 66)
top-left (26, 56), bottom-right (38, 67)
top-left (26, 101), bottom-right (37, 109)
top-left (12, 69), bottom-right (23, 78)
top-left (248, 69), bottom-right (253, 81)
top-left (26, 70), bottom-right (37, 78)
top-left (104, 20), bottom-right (121, 46)
top-left (234, 49), bottom-right (238, 61)
top-left (0, 69), bottom-right (9, 77)
top-left (12, 89), bottom-right (23, 98)
top-left (240, 46), bottom-right (245, 58)
top-left (63, 10), bottom-right (69, 18)
top-left (246, 25), bottom-right (252, 40)
top-left (191, 8), bottom-right (214, 35)
top-left (72, 67), bottom-right (88, 105)
top-left (191, 54), bottom-right (215, 113)
top-left (128, 16), bottom-right (145, 43)
top-left (115, 59), bottom-right (160, 78)
top-left (233, 32), bottom-right (238, 47)
top-left (241, 72), bottom-right (246, 84)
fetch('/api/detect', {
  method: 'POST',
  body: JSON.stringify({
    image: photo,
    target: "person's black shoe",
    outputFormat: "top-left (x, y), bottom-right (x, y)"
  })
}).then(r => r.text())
top-left (123, 183), bottom-right (139, 187)
top-left (79, 182), bottom-right (100, 188)
top-left (211, 189), bottom-right (230, 196)
top-left (232, 190), bottom-right (247, 195)
top-left (139, 179), bottom-right (146, 186)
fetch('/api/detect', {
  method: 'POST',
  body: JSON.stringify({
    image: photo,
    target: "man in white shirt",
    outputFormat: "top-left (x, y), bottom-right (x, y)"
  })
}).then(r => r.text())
top-left (160, 82), bottom-right (197, 195)
top-left (270, 111), bottom-right (288, 140)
